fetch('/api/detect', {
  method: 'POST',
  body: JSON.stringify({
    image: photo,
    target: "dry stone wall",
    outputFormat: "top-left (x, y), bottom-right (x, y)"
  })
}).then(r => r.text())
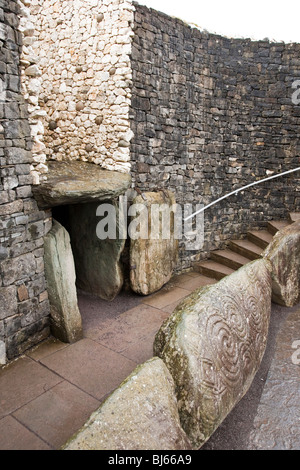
top-left (0, 0), bottom-right (50, 362)
top-left (18, 0), bottom-right (47, 185)
top-left (130, 4), bottom-right (300, 270)
top-left (31, 0), bottom-right (134, 174)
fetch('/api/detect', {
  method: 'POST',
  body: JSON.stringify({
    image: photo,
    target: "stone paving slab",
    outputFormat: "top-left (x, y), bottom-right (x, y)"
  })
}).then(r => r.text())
top-left (13, 381), bottom-right (100, 449)
top-left (39, 338), bottom-right (137, 401)
top-left (0, 357), bottom-right (63, 419)
top-left (0, 415), bottom-right (51, 450)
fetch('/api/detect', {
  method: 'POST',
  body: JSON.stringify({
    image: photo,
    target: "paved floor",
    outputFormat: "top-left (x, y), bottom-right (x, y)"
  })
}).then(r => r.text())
top-left (0, 271), bottom-right (299, 450)
top-left (0, 271), bottom-right (215, 450)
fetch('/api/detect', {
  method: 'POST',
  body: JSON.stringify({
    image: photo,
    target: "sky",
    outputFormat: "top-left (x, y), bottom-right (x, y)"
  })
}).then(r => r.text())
top-left (137, 0), bottom-right (300, 43)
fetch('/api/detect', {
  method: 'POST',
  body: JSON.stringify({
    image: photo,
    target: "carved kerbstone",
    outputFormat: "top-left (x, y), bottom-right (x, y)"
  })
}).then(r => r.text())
top-left (154, 259), bottom-right (272, 449)
top-left (263, 220), bottom-right (300, 307)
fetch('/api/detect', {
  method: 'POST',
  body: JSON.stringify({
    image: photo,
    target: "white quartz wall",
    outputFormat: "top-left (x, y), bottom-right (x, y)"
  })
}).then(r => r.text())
top-left (24, 0), bottom-right (135, 177)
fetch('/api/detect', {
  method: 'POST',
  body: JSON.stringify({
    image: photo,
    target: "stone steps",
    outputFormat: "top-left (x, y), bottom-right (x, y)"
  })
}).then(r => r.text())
top-left (194, 213), bottom-right (298, 281)
top-left (210, 250), bottom-right (250, 270)
top-left (229, 239), bottom-right (263, 260)
top-left (247, 230), bottom-right (273, 249)
top-left (289, 212), bottom-right (300, 223)
top-left (267, 219), bottom-right (290, 236)
top-left (193, 260), bottom-right (234, 280)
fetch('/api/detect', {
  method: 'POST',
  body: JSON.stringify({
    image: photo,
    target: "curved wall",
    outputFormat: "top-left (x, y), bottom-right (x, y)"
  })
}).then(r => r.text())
top-left (130, 4), bottom-right (300, 269)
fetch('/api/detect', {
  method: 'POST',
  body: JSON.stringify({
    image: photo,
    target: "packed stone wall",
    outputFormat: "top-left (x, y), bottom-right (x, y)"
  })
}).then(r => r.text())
top-left (130, 4), bottom-right (300, 270)
top-left (0, 0), bottom-right (51, 363)
top-left (30, 0), bottom-right (134, 174)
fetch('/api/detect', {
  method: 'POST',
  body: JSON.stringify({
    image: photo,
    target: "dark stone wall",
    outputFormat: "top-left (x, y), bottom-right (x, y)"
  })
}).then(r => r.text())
top-left (130, 4), bottom-right (300, 270)
top-left (0, 0), bottom-right (50, 361)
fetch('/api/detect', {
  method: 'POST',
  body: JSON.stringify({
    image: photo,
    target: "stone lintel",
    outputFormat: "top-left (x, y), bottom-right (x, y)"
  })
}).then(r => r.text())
top-left (32, 161), bottom-right (131, 209)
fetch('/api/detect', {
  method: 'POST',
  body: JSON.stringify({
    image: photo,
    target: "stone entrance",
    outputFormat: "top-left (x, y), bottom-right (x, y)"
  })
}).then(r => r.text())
top-left (33, 160), bottom-right (180, 345)
top-left (52, 201), bottom-right (126, 302)
top-left (34, 161), bottom-right (132, 342)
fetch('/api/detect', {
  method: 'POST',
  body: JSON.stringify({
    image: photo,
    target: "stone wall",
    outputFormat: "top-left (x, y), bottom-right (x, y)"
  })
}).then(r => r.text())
top-left (0, 0), bottom-right (50, 362)
top-left (31, 0), bottom-right (134, 174)
top-left (18, 0), bottom-right (47, 185)
top-left (130, 4), bottom-right (300, 270)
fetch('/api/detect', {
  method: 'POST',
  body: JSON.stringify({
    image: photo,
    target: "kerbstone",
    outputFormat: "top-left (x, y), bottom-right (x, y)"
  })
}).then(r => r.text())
top-left (63, 357), bottom-right (192, 450)
top-left (44, 220), bottom-right (83, 343)
top-left (263, 220), bottom-right (300, 307)
top-left (154, 259), bottom-right (272, 449)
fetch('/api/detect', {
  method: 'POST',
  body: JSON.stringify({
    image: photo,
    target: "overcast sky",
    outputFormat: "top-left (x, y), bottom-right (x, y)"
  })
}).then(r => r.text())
top-left (137, 0), bottom-right (300, 43)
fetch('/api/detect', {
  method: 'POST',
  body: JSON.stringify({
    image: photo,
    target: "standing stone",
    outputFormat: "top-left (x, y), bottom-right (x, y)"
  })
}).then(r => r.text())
top-left (130, 191), bottom-right (179, 295)
top-left (63, 357), bottom-right (192, 450)
top-left (68, 201), bottom-right (126, 301)
top-left (263, 220), bottom-right (300, 307)
top-left (44, 220), bottom-right (83, 343)
top-left (154, 259), bottom-right (272, 449)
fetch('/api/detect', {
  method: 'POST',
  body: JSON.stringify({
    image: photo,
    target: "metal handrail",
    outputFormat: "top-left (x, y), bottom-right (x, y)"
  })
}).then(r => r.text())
top-left (184, 167), bottom-right (300, 221)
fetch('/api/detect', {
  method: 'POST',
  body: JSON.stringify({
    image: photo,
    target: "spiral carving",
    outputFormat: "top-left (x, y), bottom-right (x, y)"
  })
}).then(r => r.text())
top-left (160, 259), bottom-right (272, 448)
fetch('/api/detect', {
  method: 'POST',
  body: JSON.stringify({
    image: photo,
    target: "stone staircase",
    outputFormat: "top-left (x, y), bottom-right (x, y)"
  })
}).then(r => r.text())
top-left (194, 212), bottom-right (300, 281)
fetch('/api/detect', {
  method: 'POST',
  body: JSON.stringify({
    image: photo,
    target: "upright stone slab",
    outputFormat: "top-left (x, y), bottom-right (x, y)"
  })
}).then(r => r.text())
top-left (154, 259), bottom-right (272, 449)
top-left (130, 191), bottom-right (179, 295)
top-left (44, 220), bottom-right (83, 343)
top-left (263, 220), bottom-right (300, 307)
top-left (68, 201), bottom-right (126, 301)
top-left (63, 357), bottom-right (192, 450)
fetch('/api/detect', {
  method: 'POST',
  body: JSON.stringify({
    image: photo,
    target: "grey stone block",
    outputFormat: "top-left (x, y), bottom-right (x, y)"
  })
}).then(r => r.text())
top-left (44, 220), bottom-right (83, 344)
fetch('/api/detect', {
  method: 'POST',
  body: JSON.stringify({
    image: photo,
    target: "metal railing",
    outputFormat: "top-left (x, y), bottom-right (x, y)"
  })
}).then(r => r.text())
top-left (184, 167), bottom-right (300, 221)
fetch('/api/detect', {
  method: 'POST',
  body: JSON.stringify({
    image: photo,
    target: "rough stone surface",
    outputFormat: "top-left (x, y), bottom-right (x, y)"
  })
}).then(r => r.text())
top-left (130, 190), bottom-right (179, 295)
top-left (68, 201), bottom-right (126, 301)
top-left (44, 220), bottom-right (83, 343)
top-left (33, 161), bottom-right (131, 208)
top-left (154, 259), bottom-right (272, 449)
top-left (263, 220), bottom-right (300, 307)
top-left (63, 357), bottom-right (192, 450)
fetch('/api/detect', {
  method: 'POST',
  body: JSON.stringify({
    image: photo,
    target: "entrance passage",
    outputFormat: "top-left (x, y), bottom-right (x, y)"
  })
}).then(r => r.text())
top-left (52, 202), bottom-right (125, 302)
top-left (33, 160), bottom-right (132, 302)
